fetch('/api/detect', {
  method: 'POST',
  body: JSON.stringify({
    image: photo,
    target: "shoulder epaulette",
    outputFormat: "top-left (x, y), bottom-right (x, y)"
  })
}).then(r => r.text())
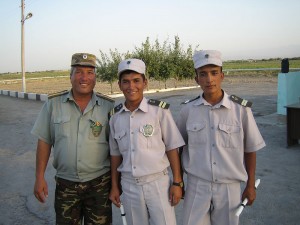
top-left (148, 99), bottom-right (170, 109)
top-left (96, 92), bottom-right (114, 102)
top-left (48, 90), bottom-right (68, 99)
top-left (230, 95), bottom-right (252, 107)
top-left (109, 103), bottom-right (123, 118)
top-left (181, 96), bottom-right (200, 104)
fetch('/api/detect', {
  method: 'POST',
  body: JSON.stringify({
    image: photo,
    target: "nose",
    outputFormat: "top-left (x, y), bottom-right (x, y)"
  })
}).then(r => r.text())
top-left (128, 81), bottom-right (135, 88)
top-left (206, 74), bottom-right (213, 83)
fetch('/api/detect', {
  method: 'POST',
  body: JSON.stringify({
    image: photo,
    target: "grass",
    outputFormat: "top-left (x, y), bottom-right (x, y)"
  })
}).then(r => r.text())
top-left (0, 59), bottom-right (299, 81)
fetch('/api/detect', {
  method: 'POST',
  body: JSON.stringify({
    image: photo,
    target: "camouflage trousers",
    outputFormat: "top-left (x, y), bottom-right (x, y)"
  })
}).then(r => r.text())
top-left (55, 171), bottom-right (112, 225)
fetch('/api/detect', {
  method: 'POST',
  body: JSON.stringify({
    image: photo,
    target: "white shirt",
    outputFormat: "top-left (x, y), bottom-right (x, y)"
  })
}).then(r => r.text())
top-left (176, 92), bottom-right (266, 183)
top-left (109, 97), bottom-right (185, 177)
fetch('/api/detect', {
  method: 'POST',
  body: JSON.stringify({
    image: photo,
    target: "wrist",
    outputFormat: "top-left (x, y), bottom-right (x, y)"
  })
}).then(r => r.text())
top-left (172, 181), bottom-right (184, 188)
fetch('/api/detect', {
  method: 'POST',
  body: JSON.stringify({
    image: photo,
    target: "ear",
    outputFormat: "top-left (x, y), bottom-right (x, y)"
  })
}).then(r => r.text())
top-left (220, 72), bottom-right (225, 81)
top-left (194, 75), bottom-right (200, 85)
top-left (144, 78), bottom-right (148, 87)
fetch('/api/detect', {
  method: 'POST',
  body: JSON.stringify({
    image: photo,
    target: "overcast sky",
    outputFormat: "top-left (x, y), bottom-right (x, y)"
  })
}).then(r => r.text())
top-left (0, 0), bottom-right (299, 73)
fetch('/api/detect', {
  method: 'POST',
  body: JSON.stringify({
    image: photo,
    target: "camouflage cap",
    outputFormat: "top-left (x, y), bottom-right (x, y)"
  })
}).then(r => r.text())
top-left (71, 53), bottom-right (96, 67)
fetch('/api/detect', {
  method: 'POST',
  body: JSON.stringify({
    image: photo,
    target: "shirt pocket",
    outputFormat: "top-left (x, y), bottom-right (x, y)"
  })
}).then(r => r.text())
top-left (114, 130), bottom-right (128, 152)
top-left (217, 124), bottom-right (241, 149)
top-left (186, 122), bottom-right (207, 145)
top-left (53, 116), bottom-right (70, 141)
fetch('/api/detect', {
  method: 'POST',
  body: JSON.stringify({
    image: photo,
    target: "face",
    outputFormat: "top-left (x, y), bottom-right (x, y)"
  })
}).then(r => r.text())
top-left (118, 72), bottom-right (147, 105)
top-left (70, 66), bottom-right (96, 97)
top-left (195, 65), bottom-right (224, 96)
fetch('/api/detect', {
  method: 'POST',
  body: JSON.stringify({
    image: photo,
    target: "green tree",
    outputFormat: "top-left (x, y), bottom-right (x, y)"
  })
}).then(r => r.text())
top-left (96, 49), bottom-right (122, 94)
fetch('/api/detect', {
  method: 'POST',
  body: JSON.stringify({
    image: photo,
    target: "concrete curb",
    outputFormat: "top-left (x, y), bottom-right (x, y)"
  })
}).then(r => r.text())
top-left (0, 89), bottom-right (48, 101)
top-left (0, 86), bottom-right (199, 102)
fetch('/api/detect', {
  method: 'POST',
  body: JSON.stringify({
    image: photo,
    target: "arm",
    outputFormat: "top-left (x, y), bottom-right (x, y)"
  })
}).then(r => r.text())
top-left (242, 151), bottom-right (256, 205)
top-left (166, 149), bottom-right (183, 206)
top-left (109, 155), bottom-right (123, 208)
top-left (33, 139), bottom-right (51, 203)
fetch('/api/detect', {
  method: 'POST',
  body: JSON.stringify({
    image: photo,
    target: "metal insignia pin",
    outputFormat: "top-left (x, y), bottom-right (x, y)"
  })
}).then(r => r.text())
top-left (205, 54), bottom-right (209, 58)
top-left (127, 61), bottom-right (131, 64)
top-left (83, 54), bottom-right (88, 59)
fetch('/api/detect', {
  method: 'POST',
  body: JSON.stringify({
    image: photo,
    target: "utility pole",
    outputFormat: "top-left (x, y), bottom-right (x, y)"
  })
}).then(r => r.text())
top-left (21, 0), bottom-right (32, 93)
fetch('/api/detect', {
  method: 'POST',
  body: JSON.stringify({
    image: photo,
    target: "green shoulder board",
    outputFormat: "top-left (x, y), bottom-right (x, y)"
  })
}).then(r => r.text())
top-left (109, 103), bottom-right (123, 118)
top-left (181, 96), bottom-right (200, 104)
top-left (96, 92), bottom-right (114, 102)
top-left (48, 90), bottom-right (68, 99)
top-left (230, 95), bottom-right (252, 107)
top-left (148, 99), bottom-right (170, 109)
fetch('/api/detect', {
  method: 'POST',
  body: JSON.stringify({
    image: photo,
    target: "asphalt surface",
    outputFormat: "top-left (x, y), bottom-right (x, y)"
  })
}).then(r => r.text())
top-left (0, 81), bottom-right (300, 225)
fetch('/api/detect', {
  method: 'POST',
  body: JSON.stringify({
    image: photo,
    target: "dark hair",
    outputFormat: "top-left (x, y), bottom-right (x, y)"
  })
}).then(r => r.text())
top-left (195, 65), bottom-right (223, 76)
top-left (119, 70), bottom-right (146, 82)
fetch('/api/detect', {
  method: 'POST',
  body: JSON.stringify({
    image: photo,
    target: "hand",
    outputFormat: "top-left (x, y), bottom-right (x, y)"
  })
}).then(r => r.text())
top-left (169, 185), bottom-right (182, 206)
top-left (242, 185), bottom-right (256, 206)
top-left (109, 186), bottom-right (121, 208)
top-left (33, 177), bottom-right (48, 203)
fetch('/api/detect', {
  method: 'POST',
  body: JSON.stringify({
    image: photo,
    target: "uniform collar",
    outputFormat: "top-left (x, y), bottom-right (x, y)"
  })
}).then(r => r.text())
top-left (194, 90), bottom-right (231, 109)
top-left (62, 90), bottom-right (99, 106)
top-left (62, 90), bottom-right (73, 103)
top-left (121, 97), bottom-right (148, 113)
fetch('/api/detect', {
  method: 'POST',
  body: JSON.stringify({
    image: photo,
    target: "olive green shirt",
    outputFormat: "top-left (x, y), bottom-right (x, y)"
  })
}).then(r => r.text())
top-left (31, 90), bottom-right (114, 182)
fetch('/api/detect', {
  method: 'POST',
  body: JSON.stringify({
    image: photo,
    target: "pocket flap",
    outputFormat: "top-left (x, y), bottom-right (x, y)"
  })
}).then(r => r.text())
top-left (218, 124), bottom-right (240, 134)
top-left (114, 130), bottom-right (126, 140)
top-left (187, 123), bottom-right (206, 132)
top-left (53, 116), bottom-right (70, 124)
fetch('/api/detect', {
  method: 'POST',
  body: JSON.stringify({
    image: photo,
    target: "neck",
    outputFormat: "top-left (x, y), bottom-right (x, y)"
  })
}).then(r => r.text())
top-left (125, 99), bottom-right (142, 112)
top-left (72, 91), bottom-right (93, 112)
top-left (203, 90), bottom-right (224, 106)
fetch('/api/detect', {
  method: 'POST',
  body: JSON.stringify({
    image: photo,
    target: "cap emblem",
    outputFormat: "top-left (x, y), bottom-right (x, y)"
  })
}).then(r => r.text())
top-left (83, 54), bottom-right (88, 59)
top-left (127, 61), bottom-right (131, 64)
top-left (205, 54), bottom-right (209, 58)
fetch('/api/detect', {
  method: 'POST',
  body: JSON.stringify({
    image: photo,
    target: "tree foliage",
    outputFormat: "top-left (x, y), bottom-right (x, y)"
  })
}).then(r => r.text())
top-left (96, 36), bottom-right (197, 92)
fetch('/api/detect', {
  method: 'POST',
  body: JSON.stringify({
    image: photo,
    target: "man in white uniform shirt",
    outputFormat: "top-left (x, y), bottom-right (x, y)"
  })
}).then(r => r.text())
top-left (109, 58), bottom-right (185, 225)
top-left (177, 50), bottom-right (266, 225)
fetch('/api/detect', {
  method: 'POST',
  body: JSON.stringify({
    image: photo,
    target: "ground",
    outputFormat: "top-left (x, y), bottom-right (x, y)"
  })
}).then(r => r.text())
top-left (0, 76), bottom-right (300, 225)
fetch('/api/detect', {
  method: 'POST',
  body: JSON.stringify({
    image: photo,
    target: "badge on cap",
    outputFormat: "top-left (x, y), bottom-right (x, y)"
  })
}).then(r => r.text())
top-left (205, 54), bottom-right (209, 58)
top-left (83, 54), bottom-right (88, 59)
top-left (127, 60), bottom-right (131, 65)
top-left (142, 124), bottom-right (154, 137)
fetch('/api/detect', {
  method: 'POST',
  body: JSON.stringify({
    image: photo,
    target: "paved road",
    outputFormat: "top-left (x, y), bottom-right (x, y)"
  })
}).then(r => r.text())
top-left (1, 81), bottom-right (300, 225)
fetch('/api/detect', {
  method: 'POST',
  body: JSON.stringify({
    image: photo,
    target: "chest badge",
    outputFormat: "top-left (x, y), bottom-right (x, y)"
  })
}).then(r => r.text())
top-left (90, 120), bottom-right (103, 137)
top-left (142, 124), bottom-right (154, 137)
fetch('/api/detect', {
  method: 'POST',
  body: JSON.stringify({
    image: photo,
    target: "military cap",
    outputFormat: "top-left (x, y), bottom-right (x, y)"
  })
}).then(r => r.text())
top-left (118, 58), bottom-right (146, 76)
top-left (71, 53), bottom-right (96, 68)
top-left (193, 50), bottom-right (222, 69)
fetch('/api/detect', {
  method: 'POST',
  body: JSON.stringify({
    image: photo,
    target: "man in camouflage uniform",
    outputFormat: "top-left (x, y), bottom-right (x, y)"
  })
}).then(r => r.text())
top-left (32, 53), bottom-right (114, 224)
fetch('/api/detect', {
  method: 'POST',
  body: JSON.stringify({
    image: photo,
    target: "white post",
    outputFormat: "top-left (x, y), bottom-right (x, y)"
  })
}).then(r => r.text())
top-left (21, 0), bottom-right (26, 92)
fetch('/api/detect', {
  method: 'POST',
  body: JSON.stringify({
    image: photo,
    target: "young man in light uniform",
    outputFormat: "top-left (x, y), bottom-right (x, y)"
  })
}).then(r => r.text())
top-left (109, 58), bottom-right (185, 225)
top-left (177, 50), bottom-right (266, 225)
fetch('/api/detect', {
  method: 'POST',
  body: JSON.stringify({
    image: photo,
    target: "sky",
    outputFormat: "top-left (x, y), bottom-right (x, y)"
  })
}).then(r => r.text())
top-left (0, 0), bottom-right (299, 73)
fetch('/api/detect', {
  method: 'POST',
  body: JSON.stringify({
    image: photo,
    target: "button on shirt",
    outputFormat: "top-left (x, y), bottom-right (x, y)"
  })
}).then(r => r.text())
top-left (31, 91), bottom-right (114, 182)
top-left (176, 92), bottom-right (266, 183)
top-left (109, 97), bottom-right (185, 177)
